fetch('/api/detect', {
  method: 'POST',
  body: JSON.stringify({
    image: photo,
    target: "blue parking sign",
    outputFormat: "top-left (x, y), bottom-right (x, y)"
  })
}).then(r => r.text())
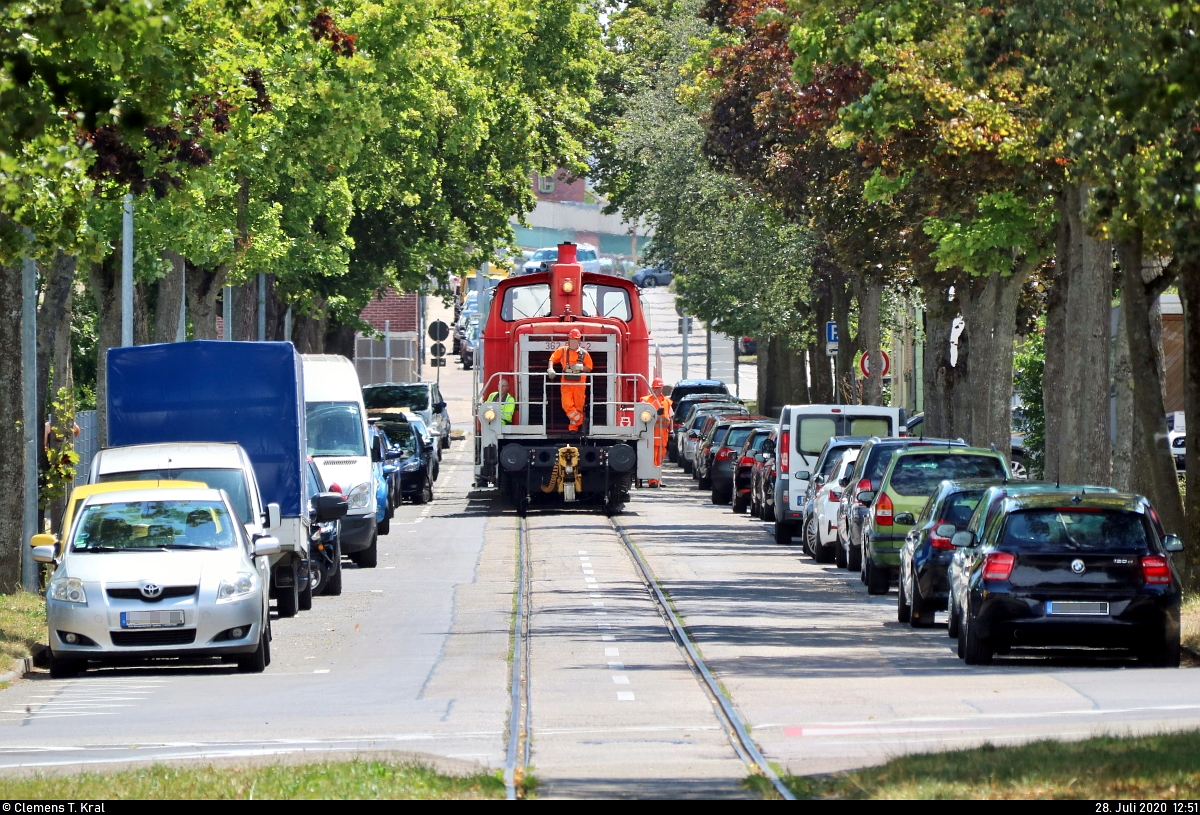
top-left (826, 321), bottom-right (839, 344)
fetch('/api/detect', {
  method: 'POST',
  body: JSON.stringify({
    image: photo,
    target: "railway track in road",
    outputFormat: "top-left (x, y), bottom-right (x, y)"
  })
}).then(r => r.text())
top-left (505, 510), bottom-right (794, 800)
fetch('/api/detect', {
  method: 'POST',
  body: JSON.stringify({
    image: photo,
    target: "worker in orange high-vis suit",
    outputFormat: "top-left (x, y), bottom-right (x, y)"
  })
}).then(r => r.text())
top-left (640, 378), bottom-right (672, 487)
top-left (548, 328), bottom-right (593, 432)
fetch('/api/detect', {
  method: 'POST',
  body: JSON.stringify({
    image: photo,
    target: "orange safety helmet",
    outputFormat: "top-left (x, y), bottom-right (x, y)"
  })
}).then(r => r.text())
top-left (568, 328), bottom-right (582, 340)
top-left (652, 378), bottom-right (664, 389)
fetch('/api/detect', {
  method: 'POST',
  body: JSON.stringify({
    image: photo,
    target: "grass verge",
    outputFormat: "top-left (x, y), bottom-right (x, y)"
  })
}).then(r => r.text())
top-left (1182, 596), bottom-right (1200, 656)
top-left (0, 590), bottom-right (45, 664)
top-left (0, 761), bottom-right (508, 799)
top-left (774, 730), bottom-right (1200, 799)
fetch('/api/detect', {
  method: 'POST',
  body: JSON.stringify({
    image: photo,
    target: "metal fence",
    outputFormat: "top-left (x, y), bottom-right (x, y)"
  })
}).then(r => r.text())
top-left (355, 331), bottom-right (419, 385)
top-left (73, 409), bottom-right (98, 487)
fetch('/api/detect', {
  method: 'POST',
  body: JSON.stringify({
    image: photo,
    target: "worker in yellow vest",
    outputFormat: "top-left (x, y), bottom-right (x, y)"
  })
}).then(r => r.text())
top-left (548, 328), bottom-right (593, 432)
top-left (640, 377), bottom-right (671, 487)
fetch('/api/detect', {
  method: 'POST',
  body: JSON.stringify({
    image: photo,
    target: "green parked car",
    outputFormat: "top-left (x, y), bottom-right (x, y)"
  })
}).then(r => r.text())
top-left (859, 446), bottom-right (1009, 595)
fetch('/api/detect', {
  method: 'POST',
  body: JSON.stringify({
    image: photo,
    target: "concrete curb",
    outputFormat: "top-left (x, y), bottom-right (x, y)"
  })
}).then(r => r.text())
top-left (0, 654), bottom-right (33, 685)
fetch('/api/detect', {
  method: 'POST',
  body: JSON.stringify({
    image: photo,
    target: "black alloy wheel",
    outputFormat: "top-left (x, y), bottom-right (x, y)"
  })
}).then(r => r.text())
top-left (238, 619), bottom-right (270, 673)
top-left (774, 521), bottom-right (795, 546)
top-left (299, 566), bottom-right (313, 611)
top-left (960, 602), bottom-right (992, 665)
top-left (276, 560), bottom-right (299, 618)
top-left (947, 595), bottom-right (960, 638)
top-left (355, 534), bottom-right (379, 569)
top-left (909, 575), bottom-right (934, 627)
top-left (835, 536), bottom-right (848, 568)
top-left (866, 555), bottom-right (889, 595)
top-left (897, 566), bottom-right (912, 623)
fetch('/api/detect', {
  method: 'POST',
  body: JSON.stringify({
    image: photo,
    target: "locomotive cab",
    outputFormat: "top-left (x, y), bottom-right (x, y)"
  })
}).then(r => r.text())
top-left (474, 243), bottom-right (660, 515)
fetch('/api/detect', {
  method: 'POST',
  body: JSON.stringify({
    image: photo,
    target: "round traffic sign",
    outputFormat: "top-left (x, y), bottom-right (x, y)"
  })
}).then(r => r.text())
top-left (859, 350), bottom-right (891, 378)
top-left (428, 320), bottom-right (450, 342)
top-left (430, 342), bottom-right (446, 358)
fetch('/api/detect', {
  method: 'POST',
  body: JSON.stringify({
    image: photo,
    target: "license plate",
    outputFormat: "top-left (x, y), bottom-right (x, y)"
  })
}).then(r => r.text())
top-left (121, 610), bottom-right (185, 628)
top-left (1046, 601), bottom-right (1109, 616)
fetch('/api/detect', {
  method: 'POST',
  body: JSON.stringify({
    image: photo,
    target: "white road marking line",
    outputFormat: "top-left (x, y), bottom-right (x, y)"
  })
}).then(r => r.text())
top-left (612, 676), bottom-right (630, 685)
top-left (578, 550), bottom-right (588, 555)
top-left (768, 703), bottom-right (1200, 733)
top-left (601, 634), bottom-right (615, 641)
top-left (314, 670), bottom-right (330, 674)
top-left (370, 589), bottom-right (383, 593)
top-left (617, 692), bottom-right (635, 701)
top-left (592, 601), bottom-right (604, 607)
top-left (583, 570), bottom-right (595, 575)
top-left (584, 577), bottom-right (596, 583)
top-left (607, 662), bottom-right (625, 670)
top-left (597, 624), bottom-right (611, 629)
top-left (594, 611), bottom-right (608, 616)
top-left (590, 593), bottom-right (602, 598)
top-left (605, 647), bottom-right (619, 656)
top-left (384, 566), bottom-right (396, 570)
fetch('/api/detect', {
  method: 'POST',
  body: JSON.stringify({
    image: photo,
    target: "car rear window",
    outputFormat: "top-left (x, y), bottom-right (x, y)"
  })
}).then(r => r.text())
top-left (711, 427), bottom-right (731, 446)
top-left (796, 414), bottom-right (895, 454)
top-left (1001, 509), bottom-right (1150, 552)
top-left (888, 454), bottom-right (1005, 496)
top-left (848, 417), bottom-right (890, 436)
top-left (818, 444), bottom-right (859, 479)
top-left (940, 490), bottom-right (984, 527)
top-left (724, 426), bottom-right (755, 449)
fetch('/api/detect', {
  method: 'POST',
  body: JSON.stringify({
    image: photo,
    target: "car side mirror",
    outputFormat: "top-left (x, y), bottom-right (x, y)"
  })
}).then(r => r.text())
top-left (814, 474), bottom-right (826, 486)
top-left (796, 470), bottom-right (811, 481)
top-left (314, 492), bottom-right (349, 522)
top-left (30, 532), bottom-right (55, 549)
top-left (265, 503), bottom-right (281, 529)
top-left (839, 477), bottom-right (850, 488)
top-left (856, 490), bottom-right (875, 504)
top-left (371, 442), bottom-right (383, 463)
top-left (386, 448), bottom-right (403, 460)
top-left (1163, 533), bottom-right (1184, 553)
top-left (935, 523), bottom-right (957, 539)
top-left (31, 545), bottom-right (56, 564)
top-left (894, 512), bottom-right (915, 526)
top-left (951, 530), bottom-right (975, 548)
top-left (435, 401), bottom-right (447, 411)
top-left (253, 536), bottom-right (282, 557)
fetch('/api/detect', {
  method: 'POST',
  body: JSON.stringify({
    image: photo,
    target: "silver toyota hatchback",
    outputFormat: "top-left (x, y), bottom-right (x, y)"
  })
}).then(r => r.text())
top-left (33, 488), bottom-right (279, 677)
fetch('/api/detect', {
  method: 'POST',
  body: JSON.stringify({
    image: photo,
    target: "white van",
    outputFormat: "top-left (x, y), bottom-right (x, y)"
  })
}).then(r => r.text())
top-left (772, 404), bottom-right (906, 536)
top-left (302, 355), bottom-right (378, 568)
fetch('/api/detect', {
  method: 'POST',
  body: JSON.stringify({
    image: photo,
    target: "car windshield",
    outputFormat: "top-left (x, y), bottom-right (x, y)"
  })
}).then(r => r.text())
top-left (532, 249), bottom-right (558, 262)
top-left (501, 284), bottom-right (552, 320)
top-left (940, 490), bottom-right (984, 527)
top-left (582, 284), bottom-right (631, 320)
top-left (372, 417), bottom-right (417, 453)
top-left (362, 385), bottom-right (429, 411)
top-left (98, 468), bottom-right (252, 526)
top-left (307, 402), bottom-right (367, 456)
top-left (889, 454), bottom-right (1006, 496)
top-left (1001, 509), bottom-right (1150, 552)
top-left (71, 500), bottom-right (237, 552)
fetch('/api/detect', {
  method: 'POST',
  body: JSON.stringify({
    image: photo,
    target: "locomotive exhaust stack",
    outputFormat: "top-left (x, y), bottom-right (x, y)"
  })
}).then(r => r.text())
top-left (474, 242), bottom-right (661, 516)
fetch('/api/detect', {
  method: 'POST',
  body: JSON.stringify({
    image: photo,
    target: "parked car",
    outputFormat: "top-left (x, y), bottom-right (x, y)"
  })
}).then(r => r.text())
top-left (907, 412), bottom-right (1027, 478)
top-left (948, 490), bottom-right (1183, 666)
top-left (363, 381), bottom-right (452, 453)
top-left (681, 406), bottom-right (749, 473)
top-left (370, 414), bottom-right (435, 501)
top-left (773, 404), bottom-right (907, 548)
top-left (671, 394), bottom-right (743, 462)
top-left (454, 309), bottom-right (478, 356)
top-left (693, 414), bottom-right (754, 487)
top-left (809, 449), bottom-right (858, 562)
top-left (897, 478), bottom-right (999, 627)
top-left (835, 438), bottom-right (967, 572)
top-left (523, 243), bottom-right (601, 274)
top-left (670, 379), bottom-right (730, 404)
top-left (461, 321), bottom-right (480, 370)
top-left (33, 488), bottom-right (280, 677)
top-left (750, 429), bottom-right (778, 521)
top-left (631, 264), bottom-right (673, 288)
top-left (732, 426), bottom-right (776, 513)
top-left (368, 424), bottom-right (394, 536)
top-left (406, 414), bottom-right (440, 482)
top-left (705, 418), bottom-right (772, 502)
top-left (736, 337), bottom-right (757, 355)
top-left (1168, 411), bottom-right (1186, 472)
top-left (859, 445), bottom-right (1007, 594)
top-left (798, 436), bottom-right (870, 551)
top-left (305, 459), bottom-right (346, 597)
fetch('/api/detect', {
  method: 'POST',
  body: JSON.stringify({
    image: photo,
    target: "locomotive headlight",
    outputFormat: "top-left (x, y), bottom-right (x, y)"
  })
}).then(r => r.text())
top-left (561, 278), bottom-right (575, 293)
top-left (639, 409), bottom-right (654, 423)
top-left (484, 408), bottom-right (497, 422)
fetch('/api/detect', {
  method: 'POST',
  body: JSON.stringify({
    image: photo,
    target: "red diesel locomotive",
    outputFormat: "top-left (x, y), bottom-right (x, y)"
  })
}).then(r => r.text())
top-left (473, 243), bottom-right (661, 515)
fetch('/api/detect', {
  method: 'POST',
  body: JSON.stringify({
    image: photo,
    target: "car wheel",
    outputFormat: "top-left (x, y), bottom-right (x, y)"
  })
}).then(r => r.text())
top-left (48, 651), bottom-right (83, 679)
top-left (698, 471), bottom-right (711, 489)
top-left (732, 492), bottom-right (748, 513)
top-left (947, 595), bottom-right (960, 638)
top-left (644, 277), bottom-right (657, 288)
top-left (421, 478), bottom-right (434, 505)
top-left (356, 534), bottom-right (378, 569)
top-left (299, 566), bottom-right (313, 612)
top-left (763, 501), bottom-right (776, 523)
top-left (1142, 634), bottom-right (1181, 668)
top-left (955, 607), bottom-right (966, 658)
top-left (682, 459), bottom-right (692, 475)
top-left (803, 516), bottom-right (819, 558)
top-left (897, 567), bottom-right (912, 623)
top-left (276, 560), bottom-right (299, 618)
top-left (774, 521), bottom-right (795, 546)
top-left (712, 488), bottom-right (731, 505)
top-left (1010, 456), bottom-right (1028, 479)
top-left (668, 445), bottom-right (678, 464)
top-left (238, 621), bottom-right (270, 674)
top-left (378, 515), bottom-right (391, 535)
top-left (961, 603), bottom-right (992, 665)
top-left (909, 576), bottom-right (935, 627)
top-left (835, 537), bottom-right (848, 568)
top-left (866, 555), bottom-right (889, 595)
top-left (324, 559), bottom-right (343, 596)
top-left (848, 540), bottom-right (862, 572)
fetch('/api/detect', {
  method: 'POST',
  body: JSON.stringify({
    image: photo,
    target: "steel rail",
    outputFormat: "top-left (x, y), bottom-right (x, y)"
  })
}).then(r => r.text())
top-left (609, 517), bottom-right (797, 800)
top-left (504, 517), bottom-right (532, 799)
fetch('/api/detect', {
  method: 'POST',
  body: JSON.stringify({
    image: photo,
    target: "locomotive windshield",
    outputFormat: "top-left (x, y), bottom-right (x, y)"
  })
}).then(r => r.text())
top-left (582, 284), bottom-right (631, 320)
top-left (501, 283), bottom-right (552, 320)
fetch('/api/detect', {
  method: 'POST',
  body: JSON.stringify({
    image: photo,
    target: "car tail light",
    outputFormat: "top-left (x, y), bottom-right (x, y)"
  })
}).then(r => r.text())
top-left (929, 521), bottom-right (954, 550)
top-left (875, 491), bottom-right (893, 526)
top-left (829, 491), bottom-right (841, 502)
top-left (1142, 555), bottom-right (1171, 585)
top-left (982, 552), bottom-right (1015, 581)
top-left (855, 478), bottom-right (871, 502)
top-left (740, 455), bottom-right (755, 468)
top-left (780, 431), bottom-right (790, 473)
top-left (716, 448), bottom-right (732, 461)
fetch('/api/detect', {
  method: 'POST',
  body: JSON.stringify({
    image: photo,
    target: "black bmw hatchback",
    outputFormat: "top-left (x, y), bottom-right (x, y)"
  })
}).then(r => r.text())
top-left (949, 491), bottom-right (1183, 666)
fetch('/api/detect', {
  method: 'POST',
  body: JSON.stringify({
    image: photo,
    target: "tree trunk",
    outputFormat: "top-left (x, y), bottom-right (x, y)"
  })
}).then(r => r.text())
top-left (48, 283), bottom-right (73, 536)
top-left (233, 278), bottom-right (257, 341)
top-left (857, 278), bottom-right (883, 406)
top-left (962, 268), bottom-right (1029, 457)
top-left (921, 281), bottom-right (959, 439)
top-left (1116, 233), bottom-right (1185, 562)
top-left (831, 276), bottom-right (859, 403)
top-left (133, 281), bottom-right (150, 346)
top-left (0, 256), bottom-right (25, 590)
top-left (1112, 290), bottom-right (1133, 491)
top-left (87, 248), bottom-right (122, 446)
top-left (184, 261), bottom-right (229, 340)
top-left (36, 251), bottom-right (76, 458)
top-left (324, 320), bottom-right (355, 359)
top-left (154, 250), bottom-right (186, 344)
top-left (1178, 261), bottom-right (1200, 584)
top-left (1042, 204), bottom-right (1071, 483)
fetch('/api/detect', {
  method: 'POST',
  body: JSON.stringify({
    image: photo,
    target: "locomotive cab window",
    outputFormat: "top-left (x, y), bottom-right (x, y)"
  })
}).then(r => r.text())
top-left (582, 284), bottom-right (630, 320)
top-left (501, 284), bottom-right (552, 320)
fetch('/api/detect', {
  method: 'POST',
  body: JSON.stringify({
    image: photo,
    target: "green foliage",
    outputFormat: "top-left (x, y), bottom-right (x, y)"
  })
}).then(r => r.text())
top-left (1012, 325), bottom-right (1046, 479)
top-left (41, 387), bottom-right (79, 510)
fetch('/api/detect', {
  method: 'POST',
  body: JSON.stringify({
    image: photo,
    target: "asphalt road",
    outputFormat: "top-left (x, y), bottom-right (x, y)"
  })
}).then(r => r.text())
top-left (1, 291), bottom-right (1197, 795)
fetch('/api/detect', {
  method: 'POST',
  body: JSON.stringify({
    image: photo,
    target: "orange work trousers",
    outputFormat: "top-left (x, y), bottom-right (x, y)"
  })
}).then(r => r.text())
top-left (652, 423), bottom-right (668, 467)
top-left (561, 384), bottom-right (587, 431)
